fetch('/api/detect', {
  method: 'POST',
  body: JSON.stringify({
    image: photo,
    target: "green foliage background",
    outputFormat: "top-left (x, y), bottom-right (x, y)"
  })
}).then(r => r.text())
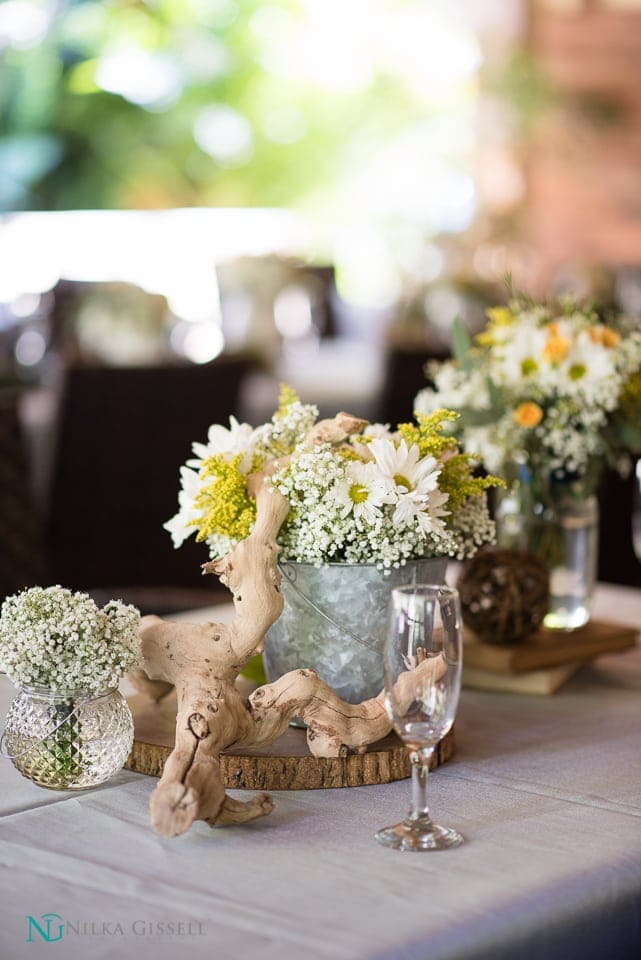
top-left (0, 0), bottom-right (469, 214)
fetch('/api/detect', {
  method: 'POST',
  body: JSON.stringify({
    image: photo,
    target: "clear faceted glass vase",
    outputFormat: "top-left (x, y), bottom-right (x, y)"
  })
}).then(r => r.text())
top-left (2, 685), bottom-right (134, 789)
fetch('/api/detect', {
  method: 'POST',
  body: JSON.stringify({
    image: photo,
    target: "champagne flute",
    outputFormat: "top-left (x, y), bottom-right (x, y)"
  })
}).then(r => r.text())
top-left (376, 584), bottom-right (463, 852)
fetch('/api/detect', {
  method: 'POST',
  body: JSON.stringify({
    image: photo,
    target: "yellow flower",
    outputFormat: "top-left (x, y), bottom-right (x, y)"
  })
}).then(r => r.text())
top-left (588, 324), bottom-right (621, 348)
top-left (397, 410), bottom-right (459, 459)
top-left (514, 402), bottom-right (543, 428)
top-left (476, 306), bottom-right (514, 346)
top-left (485, 307), bottom-right (513, 327)
top-left (190, 454), bottom-right (256, 542)
top-left (275, 382), bottom-right (300, 418)
top-left (542, 335), bottom-right (571, 365)
top-left (601, 326), bottom-right (621, 348)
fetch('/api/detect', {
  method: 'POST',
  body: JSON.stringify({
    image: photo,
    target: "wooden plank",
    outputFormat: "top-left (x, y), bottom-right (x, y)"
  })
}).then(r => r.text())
top-left (463, 619), bottom-right (638, 674)
top-left (124, 692), bottom-right (455, 789)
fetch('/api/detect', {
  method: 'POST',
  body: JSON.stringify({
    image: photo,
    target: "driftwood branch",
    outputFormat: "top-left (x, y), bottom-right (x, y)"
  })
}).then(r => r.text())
top-left (132, 412), bottom-right (440, 838)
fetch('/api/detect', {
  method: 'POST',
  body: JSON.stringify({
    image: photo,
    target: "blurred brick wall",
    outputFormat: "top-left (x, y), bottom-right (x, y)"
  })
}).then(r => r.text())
top-left (528, 5), bottom-right (641, 281)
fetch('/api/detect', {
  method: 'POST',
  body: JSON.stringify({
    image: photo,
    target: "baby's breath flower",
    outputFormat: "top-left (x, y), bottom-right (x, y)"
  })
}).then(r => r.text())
top-left (0, 587), bottom-right (141, 693)
top-left (254, 399), bottom-right (319, 460)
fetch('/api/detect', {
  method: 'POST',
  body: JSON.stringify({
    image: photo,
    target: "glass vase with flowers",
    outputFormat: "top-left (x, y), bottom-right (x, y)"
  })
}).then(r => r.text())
top-left (416, 290), bottom-right (641, 630)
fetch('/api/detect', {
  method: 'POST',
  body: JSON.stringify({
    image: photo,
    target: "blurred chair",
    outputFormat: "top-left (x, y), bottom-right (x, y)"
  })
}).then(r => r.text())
top-left (597, 467), bottom-right (641, 588)
top-left (0, 391), bottom-right (46, 604)
top-left (46, 356), bottom-right (252, 614)
top-left (49, 279), bottom-right (170, 366)
top-left (375, 345), bottom-right (449, 426)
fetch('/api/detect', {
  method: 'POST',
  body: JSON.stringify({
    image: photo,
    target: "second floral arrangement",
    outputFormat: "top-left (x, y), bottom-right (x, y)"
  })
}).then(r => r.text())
top-left (415, 294), bottom-right (641, 491)
top-left (165, 387), bottom-right (500, 569)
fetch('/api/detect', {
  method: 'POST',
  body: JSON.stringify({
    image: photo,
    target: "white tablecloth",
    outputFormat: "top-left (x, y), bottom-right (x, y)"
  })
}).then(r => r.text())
top-left (1, 585), bottom-right (640, 960)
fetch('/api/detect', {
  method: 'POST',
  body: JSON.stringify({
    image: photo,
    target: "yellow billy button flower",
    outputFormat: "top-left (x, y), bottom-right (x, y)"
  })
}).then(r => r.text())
top-left (514, 402), bottom-right (543, 428)
top-left (601, 326), bottom-right (621, 348)
top-left (542, 335), bottom-right (571, 365)
top-left (590, 324), bottom-right (621, 349)
top-left (589, 324), bottom-right (621, 348)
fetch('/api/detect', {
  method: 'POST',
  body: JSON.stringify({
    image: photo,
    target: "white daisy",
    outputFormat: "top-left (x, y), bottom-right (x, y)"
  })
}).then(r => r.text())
top-left (348, 422), bottom-right (396, 461)
top-left (333, 461), bottom-right (389, 524)
top-left (368, 438), bottom-right (443, 526)
top-left (495, 323), bottom-right (548, 388)
top-left (188, 416), bottom-right (257, 473)
top-left (416, 488), bottom-right (451, 535)
top-left (566, 330), bottom-right (616, 385)
top-left (163, 466), bottom-right (201, 547)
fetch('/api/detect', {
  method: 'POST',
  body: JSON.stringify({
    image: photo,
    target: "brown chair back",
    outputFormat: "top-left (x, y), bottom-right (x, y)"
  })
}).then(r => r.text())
top-left (46, 357), bottom-right (251, 602)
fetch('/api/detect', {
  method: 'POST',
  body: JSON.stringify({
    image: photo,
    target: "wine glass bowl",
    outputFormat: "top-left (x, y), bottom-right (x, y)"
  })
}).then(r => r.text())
top-left (375, 584), bottom-right (464, 852)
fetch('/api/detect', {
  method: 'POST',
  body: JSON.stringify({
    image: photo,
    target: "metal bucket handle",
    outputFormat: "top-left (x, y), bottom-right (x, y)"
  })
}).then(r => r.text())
top-left (278, 562), bottom-right (382, 654)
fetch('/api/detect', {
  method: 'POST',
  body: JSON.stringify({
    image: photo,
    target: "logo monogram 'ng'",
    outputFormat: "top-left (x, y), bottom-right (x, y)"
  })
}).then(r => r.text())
top-left (26, 914), bottom-right (64, 943)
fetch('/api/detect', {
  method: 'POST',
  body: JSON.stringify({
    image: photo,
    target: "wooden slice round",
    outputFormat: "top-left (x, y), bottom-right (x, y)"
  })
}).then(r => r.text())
top-left (125, 692), bottom-right (455, 790)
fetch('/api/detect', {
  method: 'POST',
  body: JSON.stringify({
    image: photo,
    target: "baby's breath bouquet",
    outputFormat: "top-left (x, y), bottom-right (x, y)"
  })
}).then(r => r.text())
top-left (415, 294), bottom-right (641, 495)
top-left (0, 587), bottom-right (140, 789)
top-left (165, 387), bottom-right (500, 569)
top-left (0, 587), bottom-right (141, 694)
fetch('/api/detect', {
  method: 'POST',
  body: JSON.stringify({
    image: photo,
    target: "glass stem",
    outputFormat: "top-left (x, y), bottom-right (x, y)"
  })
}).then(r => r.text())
top-left (408, 747), bottom-right (434, 822)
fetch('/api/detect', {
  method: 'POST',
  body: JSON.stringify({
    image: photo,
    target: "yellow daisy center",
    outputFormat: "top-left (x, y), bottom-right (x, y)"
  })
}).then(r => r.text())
top-left (349, 483), bottom-right (369, 505)
top-left (569, 363), bottom-right (587, 381)
top-left (521, 357), bottom-right (539, 377)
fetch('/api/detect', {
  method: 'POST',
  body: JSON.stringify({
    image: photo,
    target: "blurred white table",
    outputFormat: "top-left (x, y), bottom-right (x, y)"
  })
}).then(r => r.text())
top-left (1, 583), bottom-right (640, 960)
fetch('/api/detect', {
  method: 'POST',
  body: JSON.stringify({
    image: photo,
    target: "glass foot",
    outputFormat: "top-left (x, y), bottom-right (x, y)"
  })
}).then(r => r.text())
top-left (375, 816), bottom-right (463, 852)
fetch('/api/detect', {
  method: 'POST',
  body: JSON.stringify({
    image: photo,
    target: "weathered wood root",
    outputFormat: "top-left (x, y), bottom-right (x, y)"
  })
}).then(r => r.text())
top-left (135, 412), bottom-right (446, 838)
top-left (144, 654), bottom-right (446, 837)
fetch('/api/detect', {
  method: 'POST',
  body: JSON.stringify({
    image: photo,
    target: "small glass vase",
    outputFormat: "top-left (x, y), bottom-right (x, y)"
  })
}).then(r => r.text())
top-left (263, 557), bottom-right (448, 703)
top-left (2, 685), bottom-right (134, 790)
top-left (496, 474), bottom-right (599, 631)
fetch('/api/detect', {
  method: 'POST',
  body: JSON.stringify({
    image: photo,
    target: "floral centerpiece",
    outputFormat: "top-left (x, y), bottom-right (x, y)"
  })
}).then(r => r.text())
top-left (0, 587), bottom-right (140, 789)
top-left (165, 386), bottom-right (499, 566)
top-left (165, 387), bottom-right (500, 700)
top-left (415, 292), bottom-right (641, 629)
